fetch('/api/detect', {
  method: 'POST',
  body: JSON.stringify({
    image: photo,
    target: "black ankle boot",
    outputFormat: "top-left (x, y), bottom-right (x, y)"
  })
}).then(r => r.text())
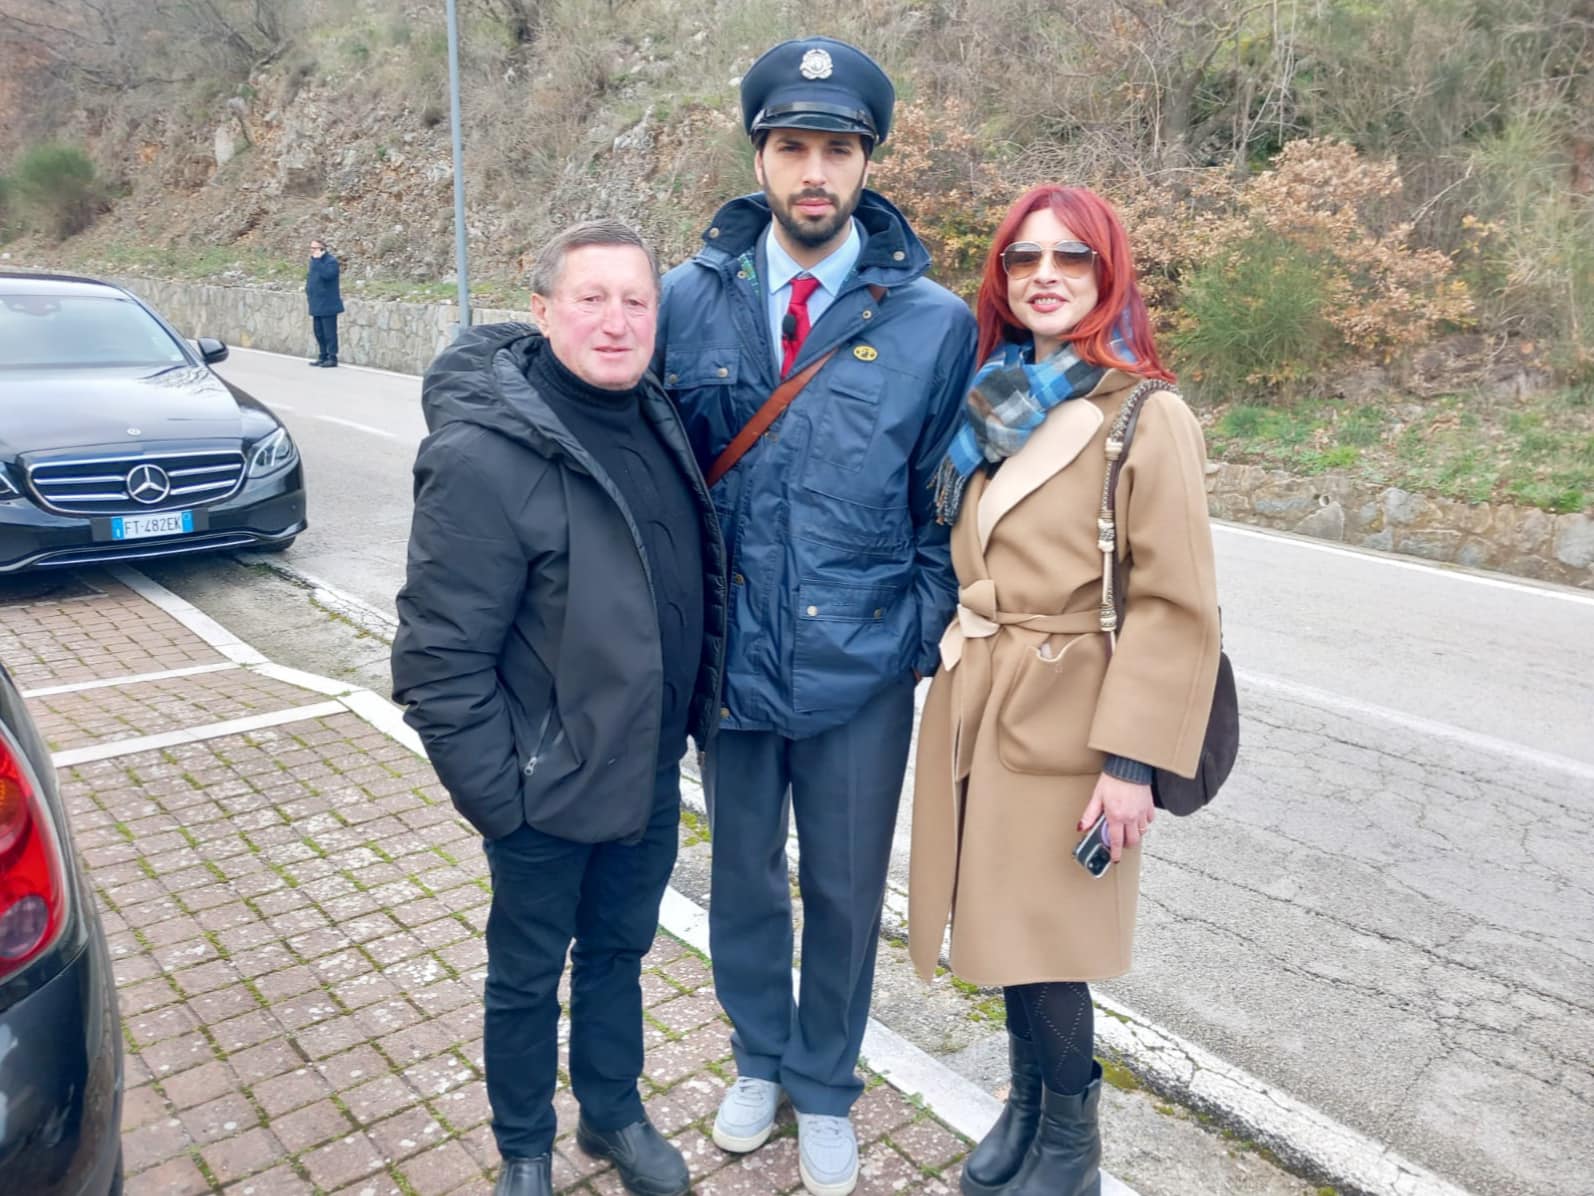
top-left (961, 1033), bottom-right (1043, 1194)
top-left (1003, 1062), bottom-right (1103, 1196)
top-left (576, 1115), bottom-right (689, 1196)
top-left (494, 1154), bottom-right (552, 1196)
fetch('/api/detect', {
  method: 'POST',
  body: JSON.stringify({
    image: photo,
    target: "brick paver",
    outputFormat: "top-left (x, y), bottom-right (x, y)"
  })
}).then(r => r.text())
top-left (30, 666), bottom-right (320, 751)
top-left (0, 573), bottom-right (224, 687)
top-left (0, 578), bottom-right (972, 1194)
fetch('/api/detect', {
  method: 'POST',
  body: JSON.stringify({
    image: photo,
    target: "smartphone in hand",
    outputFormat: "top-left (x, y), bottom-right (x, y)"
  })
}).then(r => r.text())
top-left (1073, 813), bottom-right (1112, 878)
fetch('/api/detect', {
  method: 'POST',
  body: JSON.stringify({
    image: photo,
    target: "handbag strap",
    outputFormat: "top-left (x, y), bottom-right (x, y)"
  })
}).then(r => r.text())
top-left (1097, 379), bottom-right (1181, 649)
top-left (703, 284), bottom-right (886, 489)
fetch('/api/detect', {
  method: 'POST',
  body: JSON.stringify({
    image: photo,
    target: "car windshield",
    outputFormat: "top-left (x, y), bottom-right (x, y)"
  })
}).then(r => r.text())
top-left (0, 293), bottom-right (189, 370)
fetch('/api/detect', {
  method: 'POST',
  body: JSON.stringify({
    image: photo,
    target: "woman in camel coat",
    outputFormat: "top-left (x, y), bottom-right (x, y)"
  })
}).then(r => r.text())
top-left (912, 185), bottom-right (1220, 1196)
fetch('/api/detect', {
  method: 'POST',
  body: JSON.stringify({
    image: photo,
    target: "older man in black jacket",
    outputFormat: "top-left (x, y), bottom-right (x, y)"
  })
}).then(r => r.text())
top-left (392, 219), bottom-right (727, 1196)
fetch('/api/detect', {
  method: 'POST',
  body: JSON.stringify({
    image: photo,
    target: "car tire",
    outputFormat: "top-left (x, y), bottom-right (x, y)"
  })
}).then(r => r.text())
top-left (257, 536), bottom-right (297, 554)
top-left (108, 1146), bottom-right (124, 1195)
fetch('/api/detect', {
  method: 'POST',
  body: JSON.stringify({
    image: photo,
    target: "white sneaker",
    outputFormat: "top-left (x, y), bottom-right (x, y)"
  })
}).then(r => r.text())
top-left (712, 1076), bottom-right (783, 1152)
top-left (797, 1112), bottom-right (859, 1196)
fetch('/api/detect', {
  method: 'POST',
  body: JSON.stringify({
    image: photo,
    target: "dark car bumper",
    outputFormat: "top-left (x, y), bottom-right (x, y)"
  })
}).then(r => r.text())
top-left (0, 464), bottom-right (306, 573)
top-left (0, 905), bottom-right (124, 1196)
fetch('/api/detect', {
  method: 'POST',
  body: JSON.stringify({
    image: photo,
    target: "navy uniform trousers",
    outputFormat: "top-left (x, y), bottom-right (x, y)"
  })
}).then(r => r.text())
top-left (312, 314), bottom-right (339, 362)
top-left (481, 761), bottom-right (680, 1159)
top-left (704, 677), bottom-right (917, 1116)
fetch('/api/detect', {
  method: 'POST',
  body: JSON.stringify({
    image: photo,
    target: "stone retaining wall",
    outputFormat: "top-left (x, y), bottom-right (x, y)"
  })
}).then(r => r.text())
top-left (109, 275), bottom-right (1594, 590)
top-left (112, 275), bottom-right (521, 376)
top-left (1207, 464), bottom-right (1594, 589)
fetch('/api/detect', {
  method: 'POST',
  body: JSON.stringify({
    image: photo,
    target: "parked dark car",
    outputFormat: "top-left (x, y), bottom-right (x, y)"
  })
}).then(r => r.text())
top-left (0, 656), bottom-right (123, 1193)
top-left (0, 273), bottom-right (306, 573)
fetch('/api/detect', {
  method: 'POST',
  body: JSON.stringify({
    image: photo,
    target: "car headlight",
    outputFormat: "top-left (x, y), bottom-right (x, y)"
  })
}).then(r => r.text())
top-left (247, 427), bottom-right (299, 478)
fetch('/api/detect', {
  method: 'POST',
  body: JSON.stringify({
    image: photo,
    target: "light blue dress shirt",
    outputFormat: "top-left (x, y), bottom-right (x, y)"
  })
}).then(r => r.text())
top-left (764, 219), bottom-right (863, 374)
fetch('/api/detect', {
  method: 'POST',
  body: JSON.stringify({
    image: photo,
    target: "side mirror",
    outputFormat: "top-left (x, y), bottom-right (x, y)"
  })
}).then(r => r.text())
top-left (197, 337), bottom-right (229, 364)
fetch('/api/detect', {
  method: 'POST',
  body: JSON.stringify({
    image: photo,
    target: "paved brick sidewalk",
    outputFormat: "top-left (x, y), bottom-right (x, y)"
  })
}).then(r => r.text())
top-left (2, 570), bottom-right (971, 1196)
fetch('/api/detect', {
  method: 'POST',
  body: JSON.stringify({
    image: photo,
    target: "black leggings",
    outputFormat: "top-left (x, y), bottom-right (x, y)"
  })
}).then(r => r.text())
top-left (1005, 981), bottom-right (1095, 1095)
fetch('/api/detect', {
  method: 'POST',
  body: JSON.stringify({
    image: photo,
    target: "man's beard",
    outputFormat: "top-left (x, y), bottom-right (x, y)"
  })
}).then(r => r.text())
top-left (768, 183), bottom-right (862, 249)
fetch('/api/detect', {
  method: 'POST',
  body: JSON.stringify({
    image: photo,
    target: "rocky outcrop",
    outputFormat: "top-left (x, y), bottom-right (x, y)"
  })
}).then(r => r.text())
top-left (1206, 464), bottom-right (1594, 590)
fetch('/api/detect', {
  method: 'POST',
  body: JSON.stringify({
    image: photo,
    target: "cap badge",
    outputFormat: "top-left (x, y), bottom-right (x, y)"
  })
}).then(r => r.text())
top-left (800, 48), bottom-right (834, 80)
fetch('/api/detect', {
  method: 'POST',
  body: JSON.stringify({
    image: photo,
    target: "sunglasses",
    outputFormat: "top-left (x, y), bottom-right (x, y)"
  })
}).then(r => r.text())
top-left (1001, 240), bottom-right (1096, 279)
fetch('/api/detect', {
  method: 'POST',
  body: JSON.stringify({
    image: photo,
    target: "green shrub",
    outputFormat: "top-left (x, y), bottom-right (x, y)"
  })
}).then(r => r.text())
top-left (9, 144), bottom-right (105, 240)
top-left (1169, 234), bottom-right (1336, 401)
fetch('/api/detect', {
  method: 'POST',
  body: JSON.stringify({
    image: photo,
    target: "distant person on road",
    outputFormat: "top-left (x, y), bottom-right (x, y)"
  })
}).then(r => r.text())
top-left (391, 219), bottom-right (726, 1196)
top-left (652, 36), bottom-right (976, 1196)
top-left (907, 185), bottom-right (1221, 1196)
top-left (305, 237), bottom-right (343, 367)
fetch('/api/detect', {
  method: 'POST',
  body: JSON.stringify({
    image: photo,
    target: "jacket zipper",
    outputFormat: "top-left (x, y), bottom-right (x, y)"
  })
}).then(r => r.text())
top-left (523, 708), bottom-right (564, 777)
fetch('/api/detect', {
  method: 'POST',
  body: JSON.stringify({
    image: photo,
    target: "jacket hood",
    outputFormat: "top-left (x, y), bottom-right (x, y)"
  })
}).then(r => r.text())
top-left (695, 189), bottom-right (931, 288)
top-left (421, 323), bottom-right (600, 466)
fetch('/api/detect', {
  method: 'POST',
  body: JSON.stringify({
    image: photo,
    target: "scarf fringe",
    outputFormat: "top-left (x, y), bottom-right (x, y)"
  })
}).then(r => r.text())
top-left (933, 456), bottom-right (971, 526)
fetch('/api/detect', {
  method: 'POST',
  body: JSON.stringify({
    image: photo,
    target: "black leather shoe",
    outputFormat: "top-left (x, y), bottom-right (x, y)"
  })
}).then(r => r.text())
top-left (323, 357), bottom-right (338, 368)
top-left (494, 1154), bottom-right (552, 1196)
top-left (576, 1115), bottom-right (690, 1196)
top-left (962, 1032), bottom-right (1044, 1194)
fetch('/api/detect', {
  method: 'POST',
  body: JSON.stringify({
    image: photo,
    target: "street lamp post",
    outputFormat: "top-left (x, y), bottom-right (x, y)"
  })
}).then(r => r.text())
top-left (445, 0), bottom-right (471, 335)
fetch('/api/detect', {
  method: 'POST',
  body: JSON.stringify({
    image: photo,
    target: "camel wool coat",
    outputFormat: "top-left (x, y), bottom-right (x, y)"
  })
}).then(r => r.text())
top-left (908, 369), bottom-right (1221, 987)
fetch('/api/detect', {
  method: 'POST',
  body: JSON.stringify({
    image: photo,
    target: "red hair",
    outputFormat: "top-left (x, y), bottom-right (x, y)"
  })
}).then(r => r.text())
top-left (974, 185), bottom-right (1174, 382)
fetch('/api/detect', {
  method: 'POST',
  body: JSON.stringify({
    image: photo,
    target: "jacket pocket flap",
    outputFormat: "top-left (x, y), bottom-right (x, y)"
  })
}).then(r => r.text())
top-left (797, 581), bottom-right (902, 623)
top-left (663, 351), bottom-right (739, 389)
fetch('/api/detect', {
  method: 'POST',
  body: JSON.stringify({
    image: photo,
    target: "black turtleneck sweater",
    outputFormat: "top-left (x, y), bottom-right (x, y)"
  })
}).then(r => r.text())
top-left (528, 347), bottom-right (705, 767)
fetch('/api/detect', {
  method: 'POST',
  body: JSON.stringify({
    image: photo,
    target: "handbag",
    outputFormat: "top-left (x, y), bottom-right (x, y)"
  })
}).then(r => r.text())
top-left (1097, 379), bottom-right (1240, 815)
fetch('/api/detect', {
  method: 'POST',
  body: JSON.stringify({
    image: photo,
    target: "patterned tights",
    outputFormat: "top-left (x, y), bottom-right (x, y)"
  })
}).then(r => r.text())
top-left (1004, 981), bottom-right (1096, 1095)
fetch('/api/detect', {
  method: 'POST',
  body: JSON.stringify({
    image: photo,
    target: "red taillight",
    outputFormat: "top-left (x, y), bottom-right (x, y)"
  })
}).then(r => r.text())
top-left (0, 737), bottom-right (67, 982)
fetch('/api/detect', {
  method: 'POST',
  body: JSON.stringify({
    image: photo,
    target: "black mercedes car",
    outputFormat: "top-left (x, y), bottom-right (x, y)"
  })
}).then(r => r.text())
top-left (0, 273), bottom-right (306, 573)
top-left (0, 655), bottom-right (123, 1193)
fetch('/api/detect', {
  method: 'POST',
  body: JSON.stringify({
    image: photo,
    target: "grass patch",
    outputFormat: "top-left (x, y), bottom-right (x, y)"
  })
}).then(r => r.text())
top-left (1099, 1058), bottom-right (1142, 1092)
top-left (678, 807), bottom-right (710, 846)
top-left (1204, 386), bottom-right (1594, 513)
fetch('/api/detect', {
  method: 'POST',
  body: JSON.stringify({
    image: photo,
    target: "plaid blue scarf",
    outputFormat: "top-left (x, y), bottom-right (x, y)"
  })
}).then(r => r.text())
top-left (933, 339), bottom-right (1110, 524)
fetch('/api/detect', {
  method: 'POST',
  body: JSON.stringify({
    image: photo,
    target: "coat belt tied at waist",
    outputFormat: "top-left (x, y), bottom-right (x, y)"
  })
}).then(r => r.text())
top-left (939, 579), bottom-right (1102, 671)
top-left (937, 578), bottom-right (1103, 782)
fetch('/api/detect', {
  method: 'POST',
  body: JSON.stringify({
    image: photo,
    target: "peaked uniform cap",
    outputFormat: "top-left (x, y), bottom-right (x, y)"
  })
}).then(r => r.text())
top-left (740, 36), bottom-right (895, 145)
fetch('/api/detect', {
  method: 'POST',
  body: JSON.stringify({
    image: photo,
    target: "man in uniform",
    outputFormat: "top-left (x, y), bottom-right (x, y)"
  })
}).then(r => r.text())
top-left (654, 36), bottom-right (976, 1196)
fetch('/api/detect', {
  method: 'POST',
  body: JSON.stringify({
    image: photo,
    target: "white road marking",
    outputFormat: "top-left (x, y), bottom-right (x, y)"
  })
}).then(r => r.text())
top-left (1214, 521), bottom-right (1594, 607)
top-left (305, 413), bottom-right (400, 440)
top-left (1238, 668), bottom-right (1594, 781)
top-left (22, 662), bottom-right (238, 698)
top-left (225, 345), bottom-right (426, 382)
top-left (51, 701), bottom-right (346, 767)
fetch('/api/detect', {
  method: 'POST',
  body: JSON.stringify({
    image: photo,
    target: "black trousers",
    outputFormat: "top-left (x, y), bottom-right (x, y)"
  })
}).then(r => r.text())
top-left (312, 314), bottom-right (339, 361)
top-left (480, 761), bottom-right (681, 1158)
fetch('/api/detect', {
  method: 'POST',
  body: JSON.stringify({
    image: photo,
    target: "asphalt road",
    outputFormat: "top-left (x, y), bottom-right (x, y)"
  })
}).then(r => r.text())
top-left (211, 346), bottom-right (1594, 1195)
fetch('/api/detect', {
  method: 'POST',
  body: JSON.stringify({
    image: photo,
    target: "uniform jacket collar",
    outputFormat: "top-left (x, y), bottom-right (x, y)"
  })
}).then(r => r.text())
top-left (694, 189), bottom-right (931, 291)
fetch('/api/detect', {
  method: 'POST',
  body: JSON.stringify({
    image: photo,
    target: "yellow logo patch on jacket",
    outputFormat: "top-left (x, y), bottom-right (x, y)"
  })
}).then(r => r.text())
top-left (853, 344), bottom-right (878, 362)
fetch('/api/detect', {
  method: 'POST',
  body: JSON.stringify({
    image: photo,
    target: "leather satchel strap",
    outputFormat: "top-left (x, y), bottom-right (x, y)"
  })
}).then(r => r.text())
top-left (1097, 379), bottom-right (1179, 648)
top-left (703, 284), bottom-right (887, 489)
top-left (706, 350), bottom-right (834, 487)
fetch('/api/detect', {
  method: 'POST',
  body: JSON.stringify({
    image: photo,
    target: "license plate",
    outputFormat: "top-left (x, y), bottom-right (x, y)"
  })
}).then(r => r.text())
top-left (111, 510), bottom-right (194, 540)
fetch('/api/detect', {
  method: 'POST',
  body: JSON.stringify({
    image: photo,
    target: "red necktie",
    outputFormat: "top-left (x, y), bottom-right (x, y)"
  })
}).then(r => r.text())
top-left (780, 275), bottom-right (822, 377)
